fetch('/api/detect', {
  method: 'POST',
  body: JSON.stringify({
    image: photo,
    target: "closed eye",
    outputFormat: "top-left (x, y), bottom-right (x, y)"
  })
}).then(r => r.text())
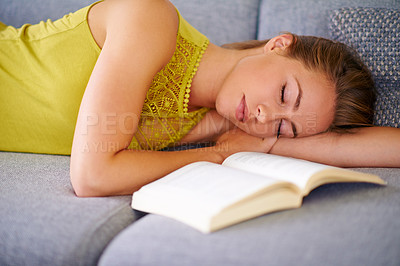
top-left (280, 84), bottom-right (286, 103)
top-left (277, 119), bottom-right (282, 139)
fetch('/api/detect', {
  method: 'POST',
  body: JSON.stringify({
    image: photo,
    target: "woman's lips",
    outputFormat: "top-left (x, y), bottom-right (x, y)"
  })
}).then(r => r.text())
top-left (235, 95), bottom-right (247, 122)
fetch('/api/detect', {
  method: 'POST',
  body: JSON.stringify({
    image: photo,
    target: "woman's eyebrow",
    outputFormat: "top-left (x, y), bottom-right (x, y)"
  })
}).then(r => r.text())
top-left (293, 77), bottom-right (302, 111)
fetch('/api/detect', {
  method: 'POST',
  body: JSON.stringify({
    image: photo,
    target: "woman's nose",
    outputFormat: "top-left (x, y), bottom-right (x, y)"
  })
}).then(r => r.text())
top-left (256, 104), bottom-right (268, 124)
top-left (256, 103), bottom-right (286, 124)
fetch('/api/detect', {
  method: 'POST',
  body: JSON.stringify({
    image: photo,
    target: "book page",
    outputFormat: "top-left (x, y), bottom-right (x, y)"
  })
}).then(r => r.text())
top-left (223, 152), bottom-right (332, 191)
top-left (132, 161), bottom-right (286, 216)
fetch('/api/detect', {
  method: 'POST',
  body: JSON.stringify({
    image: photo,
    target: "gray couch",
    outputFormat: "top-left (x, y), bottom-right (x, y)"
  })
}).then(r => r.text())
top-left (0, 0), bottom-right (399, 265)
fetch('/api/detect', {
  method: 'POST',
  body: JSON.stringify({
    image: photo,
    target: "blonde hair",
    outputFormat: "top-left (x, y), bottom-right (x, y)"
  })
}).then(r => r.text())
top-left (222, 33), bottom-right (376, 132)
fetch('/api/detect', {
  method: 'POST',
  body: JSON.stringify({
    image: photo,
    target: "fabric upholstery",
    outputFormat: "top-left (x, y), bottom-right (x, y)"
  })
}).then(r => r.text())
top-left (257, 0), bottom-right (399, 39)
top-left (0, 0), bottom-right (261, 47)
top-left (99, 168), bottom-right (400, 266)
top-left (170, 0), bottom-right (260, 45)
top-left (0, 152), bottom-right (138, 266)
top-left (0, 0), bottom-right (93, 27)
top-left (329, 8), bottom-right (400, 128)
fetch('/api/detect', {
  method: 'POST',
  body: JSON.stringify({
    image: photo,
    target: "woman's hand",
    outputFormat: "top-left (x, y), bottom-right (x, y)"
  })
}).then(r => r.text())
top-left (214, 128), bottom-right (278, 159)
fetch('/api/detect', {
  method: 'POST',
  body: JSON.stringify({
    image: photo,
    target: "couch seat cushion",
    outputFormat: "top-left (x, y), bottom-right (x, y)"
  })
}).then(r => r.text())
top-left (98, 168), bottom-right (400, 266)
top-left (0, 152), bottom-right (138, 266)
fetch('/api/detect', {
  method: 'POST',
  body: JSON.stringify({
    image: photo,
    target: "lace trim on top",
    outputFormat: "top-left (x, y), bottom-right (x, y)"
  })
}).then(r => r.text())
top-left (128, 30), bottom-right (210, 151)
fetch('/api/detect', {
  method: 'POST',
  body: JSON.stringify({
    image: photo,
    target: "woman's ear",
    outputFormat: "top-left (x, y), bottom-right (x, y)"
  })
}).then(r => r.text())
top-left (263, 34), bottom-right (293, 53)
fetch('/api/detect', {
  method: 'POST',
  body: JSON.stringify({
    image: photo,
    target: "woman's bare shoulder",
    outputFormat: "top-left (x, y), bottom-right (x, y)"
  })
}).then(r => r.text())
top-left (88, 0), bottom-right (178, 52)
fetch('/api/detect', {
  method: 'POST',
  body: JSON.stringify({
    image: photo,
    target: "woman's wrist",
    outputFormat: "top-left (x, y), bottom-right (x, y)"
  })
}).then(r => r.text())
top-left (179, 145), bottom-right (226, 164)
top-left (269, 132), bottom-right (338, 162)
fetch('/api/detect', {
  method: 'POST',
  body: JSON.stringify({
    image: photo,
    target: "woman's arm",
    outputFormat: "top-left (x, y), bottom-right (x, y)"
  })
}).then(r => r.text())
top-left (270, 126), bottom-right (400, 167)
top-left (70, 0), bottom-right (185, 197)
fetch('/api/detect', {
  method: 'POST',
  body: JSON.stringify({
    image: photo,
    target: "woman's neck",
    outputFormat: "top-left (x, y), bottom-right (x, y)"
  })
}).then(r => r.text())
top-left (188, 43), bottom-right (263, 109)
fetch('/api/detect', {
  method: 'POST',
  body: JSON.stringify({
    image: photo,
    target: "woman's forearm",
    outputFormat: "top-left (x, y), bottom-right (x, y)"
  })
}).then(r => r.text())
top-left (70, 127), bottom-right (279, 197)
top-left (270, 126), bottom-right (400, 168)
top-left (70, 146), bottom-right (224, 197)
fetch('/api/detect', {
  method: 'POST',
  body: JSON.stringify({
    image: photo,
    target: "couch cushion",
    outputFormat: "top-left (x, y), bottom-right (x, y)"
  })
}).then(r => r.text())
top-left (0, 0), bottom-right (260, 46)
top-left (98, 168), bottom-right (400, 266)
top-left (257, 0), bottom-right (399, 39)
top-left (0, 0), bottom-right (93, 27)
top-left (170, 0), bottom-right (260, 45)
top-left (0, 152), bottom-right (139, 266)
top-left (329, 7), bottom-right (400, 128)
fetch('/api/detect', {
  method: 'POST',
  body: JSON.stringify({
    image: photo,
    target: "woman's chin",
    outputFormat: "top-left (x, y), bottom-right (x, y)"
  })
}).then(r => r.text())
top-left (215, 103), bottom-right (233, 121)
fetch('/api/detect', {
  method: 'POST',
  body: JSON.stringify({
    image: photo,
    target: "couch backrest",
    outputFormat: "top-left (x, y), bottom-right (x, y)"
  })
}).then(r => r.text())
top-left (2, 0), bottom-right (399, 43)
top-left (171, 0), bottom-right (260, 45)
top-left (0, 0), bottom-right (93, 27)
top-left (0, 0), bottom-right (261, 46)
top-left (258, 0), bottom-right (400, 39)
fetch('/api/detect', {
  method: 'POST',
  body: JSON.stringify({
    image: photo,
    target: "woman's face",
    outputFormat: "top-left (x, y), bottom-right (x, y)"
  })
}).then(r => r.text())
top-left (216, 41), bottom-right (336, 139)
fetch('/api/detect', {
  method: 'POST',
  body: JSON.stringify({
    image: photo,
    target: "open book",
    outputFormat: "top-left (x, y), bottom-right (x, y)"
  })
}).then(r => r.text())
top-left (131, 152), bottom-right (385, 233)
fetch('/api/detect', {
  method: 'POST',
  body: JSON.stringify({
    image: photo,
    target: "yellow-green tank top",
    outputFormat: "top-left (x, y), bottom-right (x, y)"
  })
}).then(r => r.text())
top-left (0, 2), bottom-right (210, 155)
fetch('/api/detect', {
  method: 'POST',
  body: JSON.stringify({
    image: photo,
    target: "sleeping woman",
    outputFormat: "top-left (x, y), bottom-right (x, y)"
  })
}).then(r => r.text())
top-left (0, 0), bottom-right (399, 197)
